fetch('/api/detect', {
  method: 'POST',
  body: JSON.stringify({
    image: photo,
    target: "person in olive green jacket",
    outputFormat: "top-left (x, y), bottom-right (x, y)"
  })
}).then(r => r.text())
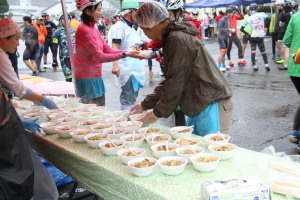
top-left (241, 6), bottom-right (252, 58)
top-left (130, 1), bottom-right (233, 136)
top-left (283, 11), bottom-right (300, 150)
top-left (269, 12), bottom-right (277, 60)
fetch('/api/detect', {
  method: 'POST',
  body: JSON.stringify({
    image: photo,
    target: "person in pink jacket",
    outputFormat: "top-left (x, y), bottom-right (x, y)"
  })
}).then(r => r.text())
top-left (73, 0), bottom-right (143, 106)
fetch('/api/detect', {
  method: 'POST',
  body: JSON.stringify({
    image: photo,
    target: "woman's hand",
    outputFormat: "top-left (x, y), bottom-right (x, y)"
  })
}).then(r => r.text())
top-left (126, 51), bottom-right (148, 59)
top-left (112, 62), bottom-right (120, 76)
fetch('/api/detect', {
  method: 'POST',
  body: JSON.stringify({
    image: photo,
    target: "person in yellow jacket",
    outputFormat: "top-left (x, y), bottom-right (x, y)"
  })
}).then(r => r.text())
top-left (269, 12), bottom-right (277, 60)
top-left (283, 11), bottom-right (300, 152)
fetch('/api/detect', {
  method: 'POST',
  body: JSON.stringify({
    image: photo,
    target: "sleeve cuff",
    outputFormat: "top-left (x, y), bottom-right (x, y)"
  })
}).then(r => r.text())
top-left (153, 108), bottom-right (162, 118)
top-left (112, 39), bottom-right (121, 44)
top-left (20, 88), bottom-right (33, 100)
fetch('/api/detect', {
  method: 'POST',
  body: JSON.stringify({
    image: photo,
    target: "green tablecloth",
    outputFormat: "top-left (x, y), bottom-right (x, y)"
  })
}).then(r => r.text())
top-left (25, 126), bottom-right (287, 200)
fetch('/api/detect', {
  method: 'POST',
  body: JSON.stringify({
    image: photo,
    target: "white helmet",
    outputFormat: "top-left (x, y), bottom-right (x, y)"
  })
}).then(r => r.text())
top-left (275, 0), bottom-right (285, 6)
top-left (166, 0), bottom-right (184, 10)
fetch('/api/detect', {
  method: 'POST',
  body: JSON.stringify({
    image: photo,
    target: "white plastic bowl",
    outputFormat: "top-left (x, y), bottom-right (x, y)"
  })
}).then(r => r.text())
top-left (64, 108), bottom-right (85, 114)
top-left (40, 121), bottom-right (62, 135)
top-left (169, 126), bottom-right (193, 139)
top-left (22, 109), bottom-right (41, 115)
top-left (55, 125), bottom-right (78, 138)
top-left (174, 138), bottom-right (202, 147)
top-left (176, 146), bottom-right (205, 163)
top-left (203, 133), bottom-right (231, 145)
top-left (151, 143), bottom-right (178, 158)
top-left (44, 109), bottom-right (64, 115)
top-left (117, 147), bottom-right (146, 164)
top-left (64, 97), bottom-right (81, 105)
top-left (91, 123), bottom-right (113, 133)
top-left (73, 112), bottom-right (93, 121)
top-left (29, 105), bottom-right (45, 111)
top-left (91, 114), bottom-right (113, 123)
top-left (79, 104), bottom-right (97, 109)
top-left (208, 143), bottom-right (238, 160)
top-left (120, 134), bottom-right (145, 147)
top-left (146, 134), bottom-right (171, 146)
top-left (105, 117), bottom-right (128, 126)
top-left (48, 113), bottom-right (69, 121)
top-left (138, 127), bottom-right (162, 135)
top-left (157, 156), bottom-right (188, 176)
top-left (120, 121), bottom-right (143, 134)
top-left (103, 127), bottom-right (127, 139)
top-left (99, 139), bottom-right (125, 155)
top-left (190, 153), bottom-right (221, 172)
top-left (57, 117), bottom-right (78, 125)
top-left (84, 133), bottom-right (109, 148)
top-left (128, 157), bottom-right (157, 177)
top-left (129, 113), bottom-right (146, 121)
top-left (112, 110), bottom-right (130, 118)
top-left (78, 120), bottom-right (99, 128)
top-left (89, 106), bottom-right (107, 115)
top-left (139, 50), bottom-right (152, 58)
top-left (23, 113), bottom-right (45, 123)
top-left (70, 128), bottom-right (94, 143)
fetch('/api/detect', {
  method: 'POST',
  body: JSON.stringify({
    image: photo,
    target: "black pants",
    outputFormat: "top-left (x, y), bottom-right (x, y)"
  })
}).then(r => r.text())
top-left (205, 27), bottom-right (211, 38)
top-left (271, 33), bottom-right (277, 56)
top-left (227, 33), bottom-right (243, 60)
top-left (174, 110), bottom-right (186, 126)
top-left (82, 94), bottom-right (105, 106)
top-left (250, 37), bottom-right (266, 52)
top-left (290, 76), bottom-right (300, 131)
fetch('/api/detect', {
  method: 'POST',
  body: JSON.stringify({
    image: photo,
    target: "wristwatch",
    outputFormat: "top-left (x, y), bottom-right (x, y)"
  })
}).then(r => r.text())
top-left (121, 52), bottom-right (127, 58)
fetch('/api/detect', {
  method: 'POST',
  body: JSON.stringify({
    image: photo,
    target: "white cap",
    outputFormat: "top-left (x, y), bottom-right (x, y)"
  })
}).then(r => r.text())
top-left (136, 1), bottom-right (169, 28)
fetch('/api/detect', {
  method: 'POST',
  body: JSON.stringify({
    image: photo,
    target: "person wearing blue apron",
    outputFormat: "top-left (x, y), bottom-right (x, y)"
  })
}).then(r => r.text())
top-left (108, 0), bottom-right (145, 111)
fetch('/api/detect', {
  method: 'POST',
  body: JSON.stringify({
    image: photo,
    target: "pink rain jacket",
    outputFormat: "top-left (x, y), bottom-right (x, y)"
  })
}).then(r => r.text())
top-left (73, 22), bottom-right (124, 79)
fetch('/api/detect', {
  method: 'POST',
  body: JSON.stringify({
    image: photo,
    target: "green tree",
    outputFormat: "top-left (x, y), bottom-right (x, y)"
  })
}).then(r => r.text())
top-left (0, 0), bottom-right (9, 14)
top-left (7, 12), bottom-right (13, 19)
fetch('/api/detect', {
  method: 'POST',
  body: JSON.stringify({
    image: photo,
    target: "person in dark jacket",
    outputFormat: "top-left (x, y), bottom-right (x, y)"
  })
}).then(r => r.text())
top-left (131, 2), bottom-right (233, 136)
top-left (217, 8), bottom-right (234, 72)
top-left (22, 16), bottom-right (39, 76)
top-left (42, 13), bottom-right (57, 69)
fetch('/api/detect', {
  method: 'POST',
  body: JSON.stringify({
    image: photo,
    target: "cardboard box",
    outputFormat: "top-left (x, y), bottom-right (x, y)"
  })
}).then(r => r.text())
top-left (201, 177), bottom-right (271, 200)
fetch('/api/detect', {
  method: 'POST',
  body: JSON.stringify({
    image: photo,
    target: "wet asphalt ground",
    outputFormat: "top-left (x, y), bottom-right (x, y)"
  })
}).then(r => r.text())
top-left (16, 36), bottom-right (299, 199)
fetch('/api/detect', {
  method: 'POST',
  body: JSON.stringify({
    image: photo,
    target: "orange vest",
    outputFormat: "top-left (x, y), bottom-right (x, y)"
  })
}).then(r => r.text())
top-left (33, 23), bottom-right (47, 44)
top-left (70, 19), bottom-right (81, 30)
top-left (294, 48), bottom-right (300, 64)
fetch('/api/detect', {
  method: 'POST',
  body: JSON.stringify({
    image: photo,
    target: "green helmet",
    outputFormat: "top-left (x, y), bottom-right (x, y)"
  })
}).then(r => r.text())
top-left (191, 9), bottom-right (199, 15)
top-left (122, 0), bottom-right (139, 10)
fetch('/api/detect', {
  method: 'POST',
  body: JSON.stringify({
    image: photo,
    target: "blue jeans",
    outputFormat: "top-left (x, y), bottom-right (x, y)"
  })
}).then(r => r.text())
top-left (35, 44), bottom-right (44, 70)
top-left (120, 76), bottom-right (138, 106)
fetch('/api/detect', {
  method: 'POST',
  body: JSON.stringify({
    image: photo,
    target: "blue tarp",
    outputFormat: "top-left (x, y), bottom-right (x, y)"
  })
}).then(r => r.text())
top-left (183, 0), bottom-right (271, 8)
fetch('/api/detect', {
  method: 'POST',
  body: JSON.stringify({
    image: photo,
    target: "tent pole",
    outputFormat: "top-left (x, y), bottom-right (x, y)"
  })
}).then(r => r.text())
top-left (270, 3), bottom-right (273, 14)
top-left (241, 5), bottom-right (243, 13)
top-left (60, 0), bottom-right (74, 67)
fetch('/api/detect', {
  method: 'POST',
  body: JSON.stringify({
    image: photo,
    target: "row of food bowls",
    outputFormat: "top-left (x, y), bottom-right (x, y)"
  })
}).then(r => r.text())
top-left (126, 153), bottom-right (223, 177)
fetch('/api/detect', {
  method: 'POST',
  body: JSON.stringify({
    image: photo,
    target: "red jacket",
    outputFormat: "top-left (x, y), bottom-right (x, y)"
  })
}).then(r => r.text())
top-left (183, 20), bottom-right (202, 39)
top-left (147, 20), bottom-right (202, 49)
top-left (228, 13), bottom-right (244, 33)
top-left (215, 14), bottom-right (224, 22)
